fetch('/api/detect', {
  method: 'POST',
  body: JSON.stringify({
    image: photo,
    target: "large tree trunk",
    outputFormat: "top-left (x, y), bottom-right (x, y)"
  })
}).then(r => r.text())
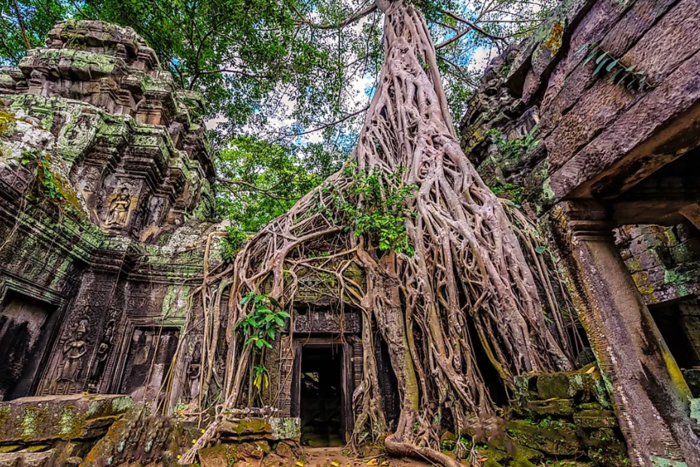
top-left (182, 1), bottom-right (578, 465)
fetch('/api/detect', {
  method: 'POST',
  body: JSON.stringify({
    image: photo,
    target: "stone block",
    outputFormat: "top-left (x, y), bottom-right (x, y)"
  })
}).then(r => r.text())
top-left (523, 398), bottom-right (575, 417)
top-left (536, 373), bottom-right (570, 399)
top-left (582, 428), bottom-right (628, 467)
top-left (690, 398), bottom-right (700, 423)
top-left (573, 409), bottom-right (618, 429)
top-left (0, 394), bottom-right (132, 444)
top-left (506, 419), bottom-right (581, 456)
top-left (270, 417), bottom-right (300, 440)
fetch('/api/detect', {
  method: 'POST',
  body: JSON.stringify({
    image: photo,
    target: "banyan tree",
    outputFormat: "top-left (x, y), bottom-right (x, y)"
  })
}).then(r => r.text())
top-left (182, 0), bottom-right (581, 464)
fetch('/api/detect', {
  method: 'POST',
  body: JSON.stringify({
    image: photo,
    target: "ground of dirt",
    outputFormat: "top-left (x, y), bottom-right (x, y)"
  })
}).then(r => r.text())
top-left (300, 447), bottom-right (434, 467)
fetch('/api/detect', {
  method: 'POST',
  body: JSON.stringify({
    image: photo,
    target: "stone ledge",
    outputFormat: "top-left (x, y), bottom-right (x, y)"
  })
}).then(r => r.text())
top-left (0, 394), bottom-right (133, 444)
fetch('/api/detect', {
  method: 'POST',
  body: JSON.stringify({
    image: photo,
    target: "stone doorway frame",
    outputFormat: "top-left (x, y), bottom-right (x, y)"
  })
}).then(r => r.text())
top-left (289, 337), bottom-right (354, 443)
top-left (0, 273), bottom-right (68, 398)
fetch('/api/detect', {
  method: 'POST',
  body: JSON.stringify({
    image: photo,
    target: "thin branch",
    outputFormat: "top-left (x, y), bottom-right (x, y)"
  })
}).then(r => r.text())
top-left (217, 178), bottom-right (299, 202)
top-left (441, 10), bottom-right (507, 42)
top-left (11, 0), bottom-right (31, 51)
top-left (435, 27), bottom-right (471, 50)
top-left (295, 2), bottom-right (378, 30)
top-left (437, 54), bottom-right (476, 86)
top-left (277, 105), bottom-right (369, 138)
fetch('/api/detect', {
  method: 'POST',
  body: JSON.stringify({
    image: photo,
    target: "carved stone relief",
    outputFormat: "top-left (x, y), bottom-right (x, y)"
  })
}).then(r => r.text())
top-left (103, 187), bottom-right (133, 228)
top-left (50, 317), bottom-right (89, 395)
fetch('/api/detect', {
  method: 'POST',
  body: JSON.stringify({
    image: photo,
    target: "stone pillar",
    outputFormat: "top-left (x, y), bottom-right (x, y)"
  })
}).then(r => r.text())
top-left (549, 200), bottom-right (700, 467)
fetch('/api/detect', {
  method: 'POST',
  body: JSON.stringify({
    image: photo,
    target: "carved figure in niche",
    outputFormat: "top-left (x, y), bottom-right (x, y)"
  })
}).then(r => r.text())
top-left (184, 341), bottom-right (202, 403)
top-left (104, 187), bottom-right (131, 226)
top-left (87, 319), bottom-right (114, 392)
top-left (55, 318), bottom-right (89, 393)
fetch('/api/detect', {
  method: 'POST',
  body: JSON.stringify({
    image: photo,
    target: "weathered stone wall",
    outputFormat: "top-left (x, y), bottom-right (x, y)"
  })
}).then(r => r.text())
top-left (460, 0), bottom-right (700, 465)
top-left (0, 20), bottom-right (222, 412)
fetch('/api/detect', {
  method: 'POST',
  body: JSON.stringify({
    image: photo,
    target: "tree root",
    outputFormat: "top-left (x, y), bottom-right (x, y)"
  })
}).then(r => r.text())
top-left (179, 1), bottom-right (582, 465)
top-left (385, 434), bottom-right (461, 467)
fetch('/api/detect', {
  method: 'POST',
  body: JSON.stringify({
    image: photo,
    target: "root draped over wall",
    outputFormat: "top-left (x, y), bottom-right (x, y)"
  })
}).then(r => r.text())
top-left (180, 1), bottom-right (581, 464)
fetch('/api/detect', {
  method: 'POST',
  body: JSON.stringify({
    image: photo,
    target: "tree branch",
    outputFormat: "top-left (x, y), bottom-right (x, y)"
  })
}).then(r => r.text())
top-left (295, 2), bottom-right (378, 30)
top-left (435, 27), bottom-right (471, 50)
top-left (441, 10), bottom-right (507, 42)
top-left (217, 178), bottom-right (299, 202)
top-left (11, 0), bottom-right (31, 51)
top-left (277, 105), bottom-right (369, 138)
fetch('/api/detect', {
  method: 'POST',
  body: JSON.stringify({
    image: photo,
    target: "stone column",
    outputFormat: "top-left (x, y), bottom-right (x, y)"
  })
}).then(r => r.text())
top-left (549, 200), bottom-right (699, 467)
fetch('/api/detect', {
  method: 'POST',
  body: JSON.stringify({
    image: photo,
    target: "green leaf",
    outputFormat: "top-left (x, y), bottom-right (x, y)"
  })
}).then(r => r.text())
top-left (575, 43), bottom-right (590, 53)
top-left (256, 339), bottom-right (264, 349)
top-left (583, 51), bottom-right (599, 66)
top-left (594, 58), bottom-right (609, 75)
top-left (535, 246), bottom-right (546, 254)
top-left (605, 59), bottom-right (618, 72)
top-left (595, 51), bottom-right (609, 64)
top-left (610, 69), bottom-right (624, 83)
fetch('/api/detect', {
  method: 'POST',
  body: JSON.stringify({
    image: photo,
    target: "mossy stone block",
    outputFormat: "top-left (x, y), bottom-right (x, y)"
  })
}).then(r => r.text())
top-left (525, 398), bottom-right (575, 417)
top-left (573, 409), bottom-right (618, 429)
top-left (536, 373), bottom-right (570, 399)
top-left (506, 419), bottom-right (581, 456)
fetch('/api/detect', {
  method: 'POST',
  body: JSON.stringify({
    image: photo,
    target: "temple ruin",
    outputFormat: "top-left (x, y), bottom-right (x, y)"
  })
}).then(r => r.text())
top-left (0, 0), bottom-right (700, 465)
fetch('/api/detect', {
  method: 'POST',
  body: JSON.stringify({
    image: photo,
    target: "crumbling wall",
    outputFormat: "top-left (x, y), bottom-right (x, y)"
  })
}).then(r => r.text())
top-left (0, 20), bottom-right (223, 408)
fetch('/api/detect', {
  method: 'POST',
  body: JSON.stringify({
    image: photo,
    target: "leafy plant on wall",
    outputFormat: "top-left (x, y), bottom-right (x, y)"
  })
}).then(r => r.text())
top-left (576, 42), bottom-right (651, 90)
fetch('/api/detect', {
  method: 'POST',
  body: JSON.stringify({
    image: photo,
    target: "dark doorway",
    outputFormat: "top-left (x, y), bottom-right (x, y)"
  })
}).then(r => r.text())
top-left (0, 291), bottom-right (58, 400)
top-left (299, 346), bottom-right (344, 447)
top-left (650, 301), bottom-right (700, 370)
top-left (119, 327), bottom-right (179, 408)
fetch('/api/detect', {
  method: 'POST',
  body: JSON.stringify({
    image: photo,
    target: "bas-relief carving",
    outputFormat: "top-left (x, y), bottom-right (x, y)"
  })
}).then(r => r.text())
top-left (50, 317), bottom-right (89, 395)
top-left (87, 319), bottom-right (114, 392)
top-left (103, 187), bottom-right (133, 228)
top-left (183, 341), bottom-right (202, 403)
top-left (292, 308), bottom-right (361, 334)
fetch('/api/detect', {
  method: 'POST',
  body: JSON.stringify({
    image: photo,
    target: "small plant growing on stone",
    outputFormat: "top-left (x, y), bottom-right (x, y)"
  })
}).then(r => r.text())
top-left (235, 292), bottom-right (289, 350)
top-left (576, 42), bottom-right (651, 90)
top-left (21, 149), bottom-right (64, 201)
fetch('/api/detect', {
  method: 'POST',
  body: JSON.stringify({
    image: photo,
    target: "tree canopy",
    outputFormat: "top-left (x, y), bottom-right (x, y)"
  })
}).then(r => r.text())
top-left (1, 0), bottom-right (555, 230)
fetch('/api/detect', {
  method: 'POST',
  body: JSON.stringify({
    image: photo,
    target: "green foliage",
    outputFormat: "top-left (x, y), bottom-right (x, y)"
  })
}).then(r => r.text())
top-left (234, 292), bottom-right (290, 350)
top-left (21, 149), bottom-right (64, 200)
top-left (577, 42), bottom-right (650, 90)
top-left (490, 183), bottom-right (524, 205)
top-left (338, 164), bottom-right (416, 255)
top-left (0, 0), bottom-right (73, 63)
top-left (216, 136), bottom-right (343, 233)
top-left (220, 226), bottom-right (248, 264)
top-left (488, 126), bottom-right (540, 162)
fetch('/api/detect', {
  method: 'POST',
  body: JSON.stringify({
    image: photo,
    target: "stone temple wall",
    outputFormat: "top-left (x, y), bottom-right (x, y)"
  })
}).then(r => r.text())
top-left (459, 0), bottom-right (700, 464)
top-left (0, 20), bottom-right (222, 410)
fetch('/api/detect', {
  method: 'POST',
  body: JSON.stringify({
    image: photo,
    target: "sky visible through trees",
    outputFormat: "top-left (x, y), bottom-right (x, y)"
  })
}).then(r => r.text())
top-left (0, 0), bottom-right (555, 232)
